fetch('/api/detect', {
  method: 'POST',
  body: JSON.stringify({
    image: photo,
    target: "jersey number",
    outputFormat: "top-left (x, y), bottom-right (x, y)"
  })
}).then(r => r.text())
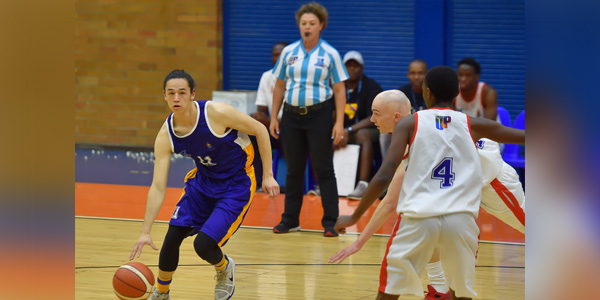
top-left (431, 157), bottom-right (455, 188)
top-left (197, 155), bottom-right (217, 166)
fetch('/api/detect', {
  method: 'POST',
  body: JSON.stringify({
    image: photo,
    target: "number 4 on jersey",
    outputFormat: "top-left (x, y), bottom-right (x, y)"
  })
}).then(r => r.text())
top-left (431, 157), bottom-right (455, 188)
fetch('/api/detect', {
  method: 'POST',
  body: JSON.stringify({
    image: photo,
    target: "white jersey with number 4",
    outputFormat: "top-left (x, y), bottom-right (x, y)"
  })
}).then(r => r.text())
top-left (398, 108), bottom-right (482, 218)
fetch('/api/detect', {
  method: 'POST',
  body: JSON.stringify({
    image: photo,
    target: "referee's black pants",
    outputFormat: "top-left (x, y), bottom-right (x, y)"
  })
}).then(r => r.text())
top-left (279, 99), bottom-right (339, 229)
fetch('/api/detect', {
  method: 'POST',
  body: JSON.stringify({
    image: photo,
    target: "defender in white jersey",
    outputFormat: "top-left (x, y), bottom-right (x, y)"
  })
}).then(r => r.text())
top-left (332, 67), bottom-right (525, 300)
top-left (417, 138), bottom-right (525, 299)
top-left (331, 93), bottom-right (525, 299)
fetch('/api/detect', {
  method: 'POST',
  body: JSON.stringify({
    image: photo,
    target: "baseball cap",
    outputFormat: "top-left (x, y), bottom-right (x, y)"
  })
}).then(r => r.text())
top-left (343, 50), bottom-right (364, 66)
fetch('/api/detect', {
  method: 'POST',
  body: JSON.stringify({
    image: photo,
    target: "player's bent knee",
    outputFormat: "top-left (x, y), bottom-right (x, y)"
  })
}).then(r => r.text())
top-left (193, 231), bottom-right (222, 263)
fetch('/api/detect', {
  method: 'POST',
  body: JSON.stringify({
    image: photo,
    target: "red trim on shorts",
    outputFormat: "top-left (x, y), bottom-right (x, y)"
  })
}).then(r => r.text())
top-left (379, 214), bottom-right (403, 293)
top-left (475, 227), bottom-right (481, 267)
top-left (476, 228), bottom-right (481, 259)
top-left (489, 178), bottom-right (526, 226)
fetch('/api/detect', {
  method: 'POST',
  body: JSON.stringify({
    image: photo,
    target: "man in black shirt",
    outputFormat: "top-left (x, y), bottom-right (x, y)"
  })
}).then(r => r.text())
top-left (399, 59), bottom-right (428, 113)
top-left (381, 59), bottom-right (429, 158)
top-left (336, 51), bottom-right (383, 200)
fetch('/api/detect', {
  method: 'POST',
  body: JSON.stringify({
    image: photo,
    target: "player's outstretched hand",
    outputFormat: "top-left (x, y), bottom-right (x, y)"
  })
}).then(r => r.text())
top-left (262, 176), bottom-right (280, 198)
top-left (334, 215), bottom-right (356, 234)
top-left (329, 241), bottom-right (363, 264)
top-left (129, 232), bottom-right (158, 261)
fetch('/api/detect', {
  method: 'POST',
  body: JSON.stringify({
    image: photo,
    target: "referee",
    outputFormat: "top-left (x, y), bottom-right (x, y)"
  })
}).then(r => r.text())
top-left (269, 2), bottom-right (348, 237)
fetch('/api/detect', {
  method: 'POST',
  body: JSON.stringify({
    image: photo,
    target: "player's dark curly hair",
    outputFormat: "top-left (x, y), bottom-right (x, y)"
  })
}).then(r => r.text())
top-left (425, 66), bottom-right (459, 103)
top-left (163, 69), bottom-right (195, 91)
top-left (458, 57), bottom-right (481, 74)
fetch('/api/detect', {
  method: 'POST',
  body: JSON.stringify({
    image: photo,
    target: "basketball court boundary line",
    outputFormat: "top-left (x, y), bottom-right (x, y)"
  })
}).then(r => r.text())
top-left (76, 263), bottom-right (524, 270)
top-left (75, 215), bottom-right (525, 246)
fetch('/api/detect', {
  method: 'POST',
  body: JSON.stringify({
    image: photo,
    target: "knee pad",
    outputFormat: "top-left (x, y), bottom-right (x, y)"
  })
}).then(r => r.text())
top-left (193, 232), bottom-right (222, 264)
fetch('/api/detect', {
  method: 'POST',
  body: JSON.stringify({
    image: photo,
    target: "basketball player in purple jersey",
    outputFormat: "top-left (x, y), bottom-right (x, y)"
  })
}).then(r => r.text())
top-left (130, 70), bottom-right (279, 300)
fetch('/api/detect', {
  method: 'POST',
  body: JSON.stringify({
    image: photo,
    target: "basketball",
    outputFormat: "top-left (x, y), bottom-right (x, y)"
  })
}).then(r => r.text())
top-left (113, 262), bottom-right (155, 300)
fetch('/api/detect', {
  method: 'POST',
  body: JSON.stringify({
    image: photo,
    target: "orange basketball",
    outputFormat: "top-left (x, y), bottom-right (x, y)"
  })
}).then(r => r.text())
top-left (113, 262), bottom-right (155, 300)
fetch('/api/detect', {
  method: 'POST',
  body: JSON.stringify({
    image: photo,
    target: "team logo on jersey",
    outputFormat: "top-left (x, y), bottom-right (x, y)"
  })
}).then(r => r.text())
top-left (206, 142), bottom-right (212, 149)
top-left (287, 56), bottom-right (299, 66)
top-left (435, 115), bottom-right (452, 130)
top-left (476, 139), bottom-right (485, 149)
top-left (314, 57), bottom-right (325, 67)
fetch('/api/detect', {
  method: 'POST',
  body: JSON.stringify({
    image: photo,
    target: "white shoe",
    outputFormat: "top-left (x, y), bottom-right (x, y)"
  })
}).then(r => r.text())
top-left (214, 256), bottom-right (235, 300)
top-left (307, 185), bottom-right (320, 196)
top-left (347, 182), bottom-right (368, 200)
top-left (148, 288), bottom-right (170, 300)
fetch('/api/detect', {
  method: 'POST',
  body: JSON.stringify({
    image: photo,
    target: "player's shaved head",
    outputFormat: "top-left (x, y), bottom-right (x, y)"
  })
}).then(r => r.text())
top-left (371, 90), bottom-right (412, 134)
top-left (374, 90), bottom-right (411, 116)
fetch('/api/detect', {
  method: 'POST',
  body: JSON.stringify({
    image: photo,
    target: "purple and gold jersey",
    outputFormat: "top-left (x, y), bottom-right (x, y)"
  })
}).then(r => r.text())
top-left (166, 101), bottom-right (254, 180)
top-left (166, 101), bottom-right (256, 245)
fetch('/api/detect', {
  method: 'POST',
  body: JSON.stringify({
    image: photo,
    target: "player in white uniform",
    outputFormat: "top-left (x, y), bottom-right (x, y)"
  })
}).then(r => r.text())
top-left (332, 66), bottom-right (525, 300)
top-left (331, 90), bottom-right (525, 299)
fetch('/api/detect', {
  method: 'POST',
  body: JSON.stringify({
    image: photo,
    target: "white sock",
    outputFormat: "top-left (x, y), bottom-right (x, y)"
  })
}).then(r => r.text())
top-left (427, 261), bottom-right (448, 293)
top-left (357, 180), bottom-right (368, 188)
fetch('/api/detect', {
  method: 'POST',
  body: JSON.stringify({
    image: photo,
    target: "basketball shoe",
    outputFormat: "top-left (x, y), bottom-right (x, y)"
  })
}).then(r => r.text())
top-left (148, 289), bottom-right (170, 300)
top-left (347, 181), bottom-right (368, 200)
top-left (214, 256), bottom-right (235, 300)
top-left (324, 227), bottom-right (339, 237)
top-left (273, 223), bottom-right (301, 233)
top-left (423, 284), bottom-right (450, 300)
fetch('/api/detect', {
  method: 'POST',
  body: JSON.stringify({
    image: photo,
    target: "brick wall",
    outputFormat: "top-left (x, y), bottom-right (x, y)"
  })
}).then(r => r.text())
top-left (75, 0), bottom-right (222, 148)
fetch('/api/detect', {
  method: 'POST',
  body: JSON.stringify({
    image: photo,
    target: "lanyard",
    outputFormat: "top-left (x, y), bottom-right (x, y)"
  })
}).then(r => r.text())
top-left (346, 79), bottom-right (363, 102)
top-left (412, 87), bottom-right (426, 112)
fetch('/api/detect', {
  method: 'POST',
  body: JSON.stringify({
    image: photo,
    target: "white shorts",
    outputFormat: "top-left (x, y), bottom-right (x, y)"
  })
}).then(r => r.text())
top-left (481, 162), bottom-right (525, 233)
top-left (379, 212), bottom-right (479, 298)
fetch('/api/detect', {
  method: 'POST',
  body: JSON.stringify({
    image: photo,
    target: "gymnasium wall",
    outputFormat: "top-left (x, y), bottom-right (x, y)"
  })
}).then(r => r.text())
top-left (225, 0), bottom-right (525, 120)
top-left (75, 0), bottom-right (222, 147)
top-left (75, 0), bottom-right (525, 148)
top-left (223, 0), bottom-right (415, 95)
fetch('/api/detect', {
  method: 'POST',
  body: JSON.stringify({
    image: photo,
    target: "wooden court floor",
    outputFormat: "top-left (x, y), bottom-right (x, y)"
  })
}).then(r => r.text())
top-left (75, 183), bottom-right (524, 299)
